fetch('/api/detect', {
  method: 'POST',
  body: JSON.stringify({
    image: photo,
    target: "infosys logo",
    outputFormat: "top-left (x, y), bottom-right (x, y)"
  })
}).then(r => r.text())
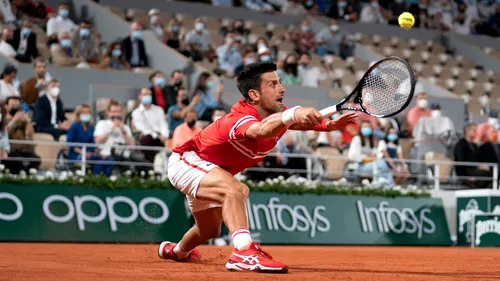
top-left (356, 200), bottom-right (436, 239)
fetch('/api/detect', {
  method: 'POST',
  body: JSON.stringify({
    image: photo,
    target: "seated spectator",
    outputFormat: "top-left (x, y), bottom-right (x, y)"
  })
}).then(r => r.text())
top-left (276, 132), bottom-right (308, 178)
top-left (281, 0), bottom-right (307, 15)
top-left (454, 123), bottom-right (491, 189)
top-left (167, 87), bottom-right (199, 138)
top-left (378, 126), bottom-right (409, 186)
top-left (148, 71), bottom-right (168, 111)
top-left (360, 0), bottom-right (387, 24)
top-left (387, 0), bottom-right (407, 26)
top-left (0, 65), bottom-right (20, 102)
top-left (164, 70), bottom-right (184, 109)
top-left (279, 53), bottom-right (303, 85)
top-left (476, 5), bottom-right (500, 37)
top-left (33, 78), bottom-right (70, 140)
top-left (216, 31), bottom-right (243, 77)
top-left (4, 97), bottom-right (40, 174)
top-left (476, 110), bottom-right (498, 145)
top-left (234, 49), bottom-right (256, 77)
top-left (46, 2), bottom-right (76, 46)
top-left (185, 17), bottom-right (216, 62)
top-left (289, 19), bottom-right (317, 54)
top-left (165, 18), bottom-right (184, 51)
top-left (298, 53), bottom-right (327, 88)
top-left (10, 20), bottom-right (38, 63)
top-left (315, 19), bottom-right (343, 57)
top-left (348, 120), bottom-right (395, 187)
top-left (257, 45), bottom-right (272, 63)
top-left (413, 102), bottom-right (455, 141)
top-left (51, 31), bottom-right (88, 68)
top-left (327, 0), bottom-right (359, 22)
top-left (97, 41), bottom-right (131, 70)
top-left (0, 28), bottom-right (16, 59)
top-left (243, 0), bottom-right (274, 13)
top-left (211, 107), bottom-right (226, 122)
top-left (121, 22), bottom-right (149, 68)
top-left (67, 103), bottom-right (113, 176)
top-left (406, 92), bottom-right (431, 134)
top-left (21, 58), bottom-right (53, 107)
top-left (131, 88), bottom-right (169, 162)
top-left (478, 126), bottom-right (500, 171)
top-left (94, 99), bottom-right (147, 172)
top-left (192, 72), bottom-right (223, 121)
top-left (13, 0), bottom-right (48, 26)
top-left (148, 9), bottom-right (167, 43)
top-left (72, 19), bottom-right (101, 64)
top-left (230, 19), bottom-right (246, 36)
top-left (172, 110), bottom-right (202, 148)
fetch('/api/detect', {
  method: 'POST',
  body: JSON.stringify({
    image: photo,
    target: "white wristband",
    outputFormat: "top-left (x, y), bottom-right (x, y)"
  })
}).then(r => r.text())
top-left (282, 106), bottom-right (300, 126)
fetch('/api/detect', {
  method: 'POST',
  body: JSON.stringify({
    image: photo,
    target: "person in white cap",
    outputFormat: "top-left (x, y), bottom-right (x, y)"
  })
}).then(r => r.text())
top-left (257, 46), bottom-right (272, 62)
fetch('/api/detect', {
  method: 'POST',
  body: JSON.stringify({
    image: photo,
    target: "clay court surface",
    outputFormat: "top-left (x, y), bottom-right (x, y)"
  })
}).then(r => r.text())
top-left (1, 243), bottom-right (500, 281)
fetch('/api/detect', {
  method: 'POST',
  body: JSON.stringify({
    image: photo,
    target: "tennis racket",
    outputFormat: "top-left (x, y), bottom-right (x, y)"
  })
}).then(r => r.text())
top-left (319, 56), bottom-right (415, 118)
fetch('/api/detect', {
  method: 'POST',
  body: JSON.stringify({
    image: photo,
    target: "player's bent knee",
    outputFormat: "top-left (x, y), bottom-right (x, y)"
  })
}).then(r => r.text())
top-left (240, 183), bottom-right (250, 199)
top-left (223, 183), bottom-right (247, 201)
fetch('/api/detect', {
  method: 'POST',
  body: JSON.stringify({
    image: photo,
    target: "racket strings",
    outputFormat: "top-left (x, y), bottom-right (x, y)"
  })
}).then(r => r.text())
top-left (360, 59), bottom-right (413, 117)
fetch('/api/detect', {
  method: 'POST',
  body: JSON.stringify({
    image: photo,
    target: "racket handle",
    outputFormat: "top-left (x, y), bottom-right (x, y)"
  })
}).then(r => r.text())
top-left (319, 105), bottom-right (339, 118)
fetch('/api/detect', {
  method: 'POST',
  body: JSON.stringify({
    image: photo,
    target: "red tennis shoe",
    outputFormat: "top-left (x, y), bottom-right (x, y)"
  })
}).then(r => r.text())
top-left (225, 242), bottom-right (288, 273)
top-left (158, 241), bottom-right (201, 262)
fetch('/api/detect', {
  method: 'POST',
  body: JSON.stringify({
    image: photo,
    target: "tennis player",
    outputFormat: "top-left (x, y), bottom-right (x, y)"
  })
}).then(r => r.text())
top-left (159, 62), bottom-right (358, 273)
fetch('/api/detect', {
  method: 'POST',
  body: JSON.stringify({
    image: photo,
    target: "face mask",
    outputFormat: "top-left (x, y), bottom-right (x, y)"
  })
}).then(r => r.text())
top-left (388, 133), bottom-right (398, 142)
top-left (60, 39), bottom-right (71, 48)
top-left (154, 77), bottom-right (165, 87)
top-left (172, 25), bottom-right (179, 32)
top-left (195, 22), bottom-right (205, 31)
top-left (49, 87), bottom-right (60, 97)
top-left (371, 2), bottom-right (379, 8)
top-left (305, 1), bottom-right (314, 7)
top-left (488, 118), bottom-right (498, 126)
top-left (330, 25), bottom-right (339, 32)
top-left (246, 57), bottom-right (255, 65)
top-left (181, 95), bottom-right (190, 106)
top-left (9, 108), bottom-right (18, 117)
top-left (112, 49), bottom-right (122, 57)
top-left (150, 15), bottom-right (158, 25)
top-left (141, 95), bottom-right (152, 105)
top-left (431, 110), bottom-right (441, 118)
top-left (417, 99), bottom-right (428, 109)
top-left (79, 28), bottom-right (90, 37)
top-left (332, 113), bottom-right (341, 119)
top-left (301, 25), bottom-right (310, 32)
top-left (80, 114), bottom-right (91, 123)
top-left (187, 119), bottom-right (196, 128)
top-left (226, 37), bottom-right (233, 45)
top-left (361, 127), bottom-right (373, 136)
top-left (260, 55), bottom-right (271, 62)
top-left (22, 28), bottom-right (31, 36)
top-left (338, 1), bottom-right (347, 8)
top-left (59, 9), bottom-right (69, 18)
top-left (132, 30), bottom-right (142, 39)
top-left (174, 79), bottom-right (183, 87)
top-left (257, 43), bottom-right (267, 49)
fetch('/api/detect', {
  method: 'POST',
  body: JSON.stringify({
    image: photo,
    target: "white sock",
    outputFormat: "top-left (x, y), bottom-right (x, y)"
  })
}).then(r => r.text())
top-left (231, 228), bottom-right (252, 251)
top-left (173, 243), bottom-right (189, 259)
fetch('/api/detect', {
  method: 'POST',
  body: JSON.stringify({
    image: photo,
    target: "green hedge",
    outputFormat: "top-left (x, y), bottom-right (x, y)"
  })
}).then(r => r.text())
top-left (0, 169), bottom-right (430, 198)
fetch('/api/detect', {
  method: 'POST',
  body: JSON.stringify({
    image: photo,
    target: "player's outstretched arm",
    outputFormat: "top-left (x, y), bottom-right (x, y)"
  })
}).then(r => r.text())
top-left (289, 112), bottom-right (358, 132)
top-left (245, 107), bottom-right (323, 139)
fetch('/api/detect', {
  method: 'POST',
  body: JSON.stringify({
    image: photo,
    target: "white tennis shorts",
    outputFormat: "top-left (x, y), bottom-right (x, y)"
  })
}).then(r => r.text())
top-left (168, 151), bottom-right (222, 212)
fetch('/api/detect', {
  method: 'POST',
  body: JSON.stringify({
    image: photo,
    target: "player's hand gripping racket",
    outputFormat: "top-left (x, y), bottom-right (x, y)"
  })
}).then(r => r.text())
top-left (319, 56), bottom-right (415, 118)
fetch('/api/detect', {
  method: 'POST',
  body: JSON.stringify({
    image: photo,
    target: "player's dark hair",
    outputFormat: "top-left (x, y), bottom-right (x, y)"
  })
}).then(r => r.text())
top-left (236, 62), bottom-right (277, 102)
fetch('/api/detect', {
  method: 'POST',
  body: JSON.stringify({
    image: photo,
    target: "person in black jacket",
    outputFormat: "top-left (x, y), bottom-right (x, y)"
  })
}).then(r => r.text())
top-left (33, 78), bottom-right (70, 140)
top-left (121, 22), bottom-right (149, 68)
top-left (10, 20), bottom-right (38, 63)
top-left (454, 123), bottom-right (491, 189)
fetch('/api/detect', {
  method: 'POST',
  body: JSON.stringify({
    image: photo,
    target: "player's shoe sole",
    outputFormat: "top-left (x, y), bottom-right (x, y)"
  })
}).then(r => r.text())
top-left (225, 259), bottom-right (289, 273)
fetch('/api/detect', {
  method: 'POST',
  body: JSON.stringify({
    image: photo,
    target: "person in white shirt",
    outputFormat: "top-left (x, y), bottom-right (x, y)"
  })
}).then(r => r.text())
top-left (46, 2), bottom-right (77, 46)
top-left (132, 88), bottom-right (169, 162)
top-left (185, 17), bottom-right (216, 62)
top-left (377, 126), bottom-right (409, 186)
top-left (360, 0), bottom-right (387, 24)
top-left (297, 53), bottom-right (327, 88)
top-left (33, 78), bottom-right (70, 140)
top-left (216, 31), bottom-right (243, 77)
top-left (0, 28), bottom-right (16, 59)
top-left (0, 65), bottom-right (20, 102)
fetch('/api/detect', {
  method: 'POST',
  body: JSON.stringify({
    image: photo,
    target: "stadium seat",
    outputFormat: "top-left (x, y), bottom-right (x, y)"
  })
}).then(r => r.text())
top-left (315, 147), bottom-right (346, 180)
top-left (34, 133), bottom-right (62, 171)
top-left (424, 152), bottom-right (453, 184)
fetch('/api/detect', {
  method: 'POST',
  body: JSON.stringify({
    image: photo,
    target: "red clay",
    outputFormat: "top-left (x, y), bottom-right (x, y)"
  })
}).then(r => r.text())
top-left (1, 243), bottom-right (499, 281)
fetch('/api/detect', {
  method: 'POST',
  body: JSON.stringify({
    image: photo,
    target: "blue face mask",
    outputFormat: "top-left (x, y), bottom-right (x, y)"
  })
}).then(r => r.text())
top-left (60, 39), bottom-right (71, 48)
top-left (332, 113), bottom-right (341, 119)
top-left (59, 9), bottom-right (69, 18)
top-left (371, 2), bottom-right (379, 8)
top-left (79, 28), bottom-right (90, 37)
top-left (112, 49), bottom-right (122, 57)
top-left (132, 30), bottom-right (142, 39)
top-left (301, 25), bottom-right (310, 32)
top-left (22, 28), bottom-right (31, 36)
top-left (260, 55), bottom-right (271, 62)
top-left (246, 57), bottom-right (255, 65)
top-left (338, 1), bottom-right (347, 8)
top-left (154, 77), bottom-right (165, 87)
top-left (205, 80), bottom-right (215, 91)
top-left (80, 114), bottom-right (91, 123)
top-left (195, 22), bottom-right (205, 31)
top-left (374, 130), bottom-right (385, 139)
top-left (172, 25), bottom-right (179, 32)
top-left (361, 127), bottom-right (373, 136)
top-left (387, 133), bottom-right (398, 142)
top-left (141, 95), bottom-right (152, 105)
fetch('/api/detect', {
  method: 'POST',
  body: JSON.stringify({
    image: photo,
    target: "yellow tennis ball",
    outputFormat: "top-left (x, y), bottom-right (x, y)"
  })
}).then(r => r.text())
top-left (398, 12), bottom-right (415, 29)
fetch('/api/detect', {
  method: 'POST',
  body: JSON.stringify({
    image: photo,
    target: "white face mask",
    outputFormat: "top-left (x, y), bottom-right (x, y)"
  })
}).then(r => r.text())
top-left (417, 99), bottom-right (428, 109)
top-left (431, 110), bottom-right (441, 118)
top-left (488, 118), bottom-right (498, 126)
top-left (49, 87), bottom-right (60, 97)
